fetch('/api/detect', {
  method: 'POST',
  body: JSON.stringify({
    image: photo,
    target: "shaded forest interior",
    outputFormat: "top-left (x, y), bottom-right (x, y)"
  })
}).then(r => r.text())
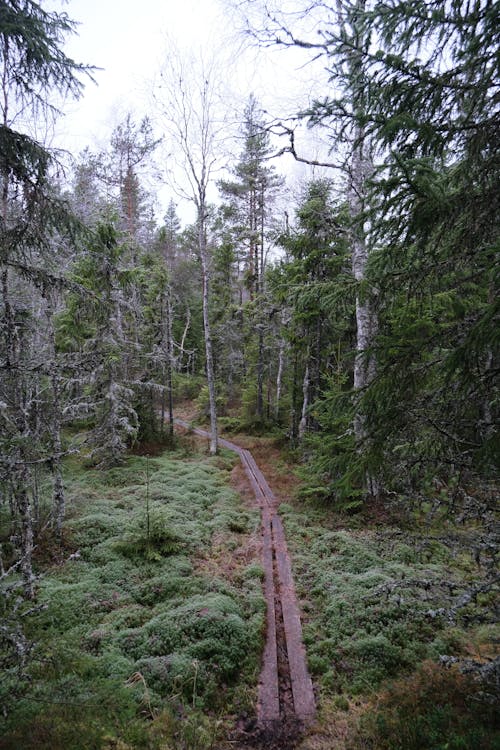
top-left (1, 1), bottom-right (498, 749)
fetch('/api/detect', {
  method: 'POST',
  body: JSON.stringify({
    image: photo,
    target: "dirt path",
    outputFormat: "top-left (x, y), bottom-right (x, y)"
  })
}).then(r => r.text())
top-left (175, 422), bottom-right (316, 738)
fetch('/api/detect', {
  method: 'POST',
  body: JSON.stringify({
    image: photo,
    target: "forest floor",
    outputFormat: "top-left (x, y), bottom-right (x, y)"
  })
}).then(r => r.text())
top-left (209, 428), bottom-right (499, 750)
top-left (1, 420), bottom-right (498, 750)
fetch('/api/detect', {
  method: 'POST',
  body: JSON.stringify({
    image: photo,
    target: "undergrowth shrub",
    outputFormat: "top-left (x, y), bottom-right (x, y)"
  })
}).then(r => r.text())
top-left (114, 505), bottom-right (184, 561)
top-left (135, 653), bottom-right (206, 701)
top-left (349, 661), bottom-right (500, 750)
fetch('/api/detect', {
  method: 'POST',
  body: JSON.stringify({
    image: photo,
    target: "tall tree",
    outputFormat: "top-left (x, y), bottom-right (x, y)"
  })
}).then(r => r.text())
top-left (57, 222), bottom-right (138, 468)
top-left (107, 114), bottom-right (159, 247)
top-left (0, 0), bottom-right (91, 594)
top-left (236, 0), bottom-right (499, 494)
top-left (219, 95), bottom-right (283, 420)
top-left (219, 94), bottom-right (282, 298)
top-left (274, 179), bottom-right (353, 446)
top-left (156, 52), bottom-right (223, 454)
top-left (161, 199), bottom-right (182, 269)
top-left (334, 0), bottom-right (379, 494)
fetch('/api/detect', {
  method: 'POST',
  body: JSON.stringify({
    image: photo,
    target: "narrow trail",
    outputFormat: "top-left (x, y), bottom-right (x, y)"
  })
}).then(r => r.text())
top-left (175, 421), bottom-right (316, 734)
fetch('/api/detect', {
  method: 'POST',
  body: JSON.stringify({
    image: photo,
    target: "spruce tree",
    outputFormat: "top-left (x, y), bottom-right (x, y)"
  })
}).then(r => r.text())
top-left (274, 179), bottom-right (353, 451)
top-left (57, 222), bottom-right (138, 468)
top-left (219, 95), bottom-right (283, 420)
top-left (237, 0), bottom-right (499, 495)
top-left (0, 0), bottom-right (92, 594)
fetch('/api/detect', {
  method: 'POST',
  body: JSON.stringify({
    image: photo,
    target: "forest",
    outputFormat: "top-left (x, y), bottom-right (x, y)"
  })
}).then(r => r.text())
top-left (0, 1), bottom-right (498, 749)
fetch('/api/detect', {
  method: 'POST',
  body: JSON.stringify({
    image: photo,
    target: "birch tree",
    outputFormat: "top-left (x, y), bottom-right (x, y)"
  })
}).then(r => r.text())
top-left (156, 52), bottom-right (223, 454)
top-left (334, 0), bottom-right (379, 494)
top-left (234, 0), bottom-right (379, 492)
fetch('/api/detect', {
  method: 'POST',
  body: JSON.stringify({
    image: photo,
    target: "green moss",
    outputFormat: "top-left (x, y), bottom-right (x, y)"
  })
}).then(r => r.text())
top-left (240, 563), bottom-right (265, 582)
top-left (281, 500), bottom-right (496, 699)
top-left (3, 448), bottom-right (263, 749)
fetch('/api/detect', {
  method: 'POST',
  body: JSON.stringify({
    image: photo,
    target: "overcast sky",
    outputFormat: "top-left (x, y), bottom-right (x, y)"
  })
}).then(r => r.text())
top-left (48, 0), bottom-right (329, 222)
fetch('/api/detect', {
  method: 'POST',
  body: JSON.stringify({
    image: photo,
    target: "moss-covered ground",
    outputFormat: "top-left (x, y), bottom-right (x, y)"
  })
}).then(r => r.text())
top-left (2, 426), bottom-right (498, 750)
top-left (0, 446), bottom-right (264, 750)
top-left (278, 492), bottom-right (499, 750)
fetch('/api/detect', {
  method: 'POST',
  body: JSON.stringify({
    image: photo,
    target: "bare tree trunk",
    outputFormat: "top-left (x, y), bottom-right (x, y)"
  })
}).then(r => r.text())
top-left (17, 479), bottom-right (34, 599)
top-left (157, 51), bottom-right (220, 453)
top-left (298, 362), bottom-right (310, 440)
top-left (165, 284), bottom-right (174, 438)
top-left (349, 131), bottom-right (379, 496)
top-left (45, 296), bottom-right (66, 537)
top-left (339, 0), bottom-right (379, 496)
top-left (32, 465), bottom-right (40, 530)
top-left (290, 352), bottom-right (300, 444)
top-left (200, 216), bottom-right (218, 455)
top-left (275, 336), bottom-right (286, 420)
top-left (180, 305), bottom-right (191, 369)
top-left (256, 324), bottom-right (264, 420)
top-left (51, 372), bottom-right (65, 539)
top-left (350, 132), bottom-right (371, 434)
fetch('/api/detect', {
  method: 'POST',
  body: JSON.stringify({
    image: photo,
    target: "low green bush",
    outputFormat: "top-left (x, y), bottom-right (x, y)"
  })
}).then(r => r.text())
top-left (349, 661), bottom-right (500, 750)
top-left (114, 507), bottom-right (184, 561)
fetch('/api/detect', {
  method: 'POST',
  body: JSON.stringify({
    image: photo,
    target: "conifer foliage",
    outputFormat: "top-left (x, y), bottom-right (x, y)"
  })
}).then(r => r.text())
top-left (0, 0), bottom-right (92, 595)
top-left (238, 0), bottom-right (498, 498)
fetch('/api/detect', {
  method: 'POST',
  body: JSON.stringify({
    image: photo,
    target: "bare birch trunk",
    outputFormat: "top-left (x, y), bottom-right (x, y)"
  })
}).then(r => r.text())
top-left (298, 363), bottom-right (310, 440)
top-left (341, 0), bottom-right (379, 496)
top-left (180, 305), bottom-right (191, 369)
top-left (275, 337), bottom-right (286, 420)
top-left (199, 214), bottom-right (218, 455)
top-left (350, 131), bottom-right (371, 440)
top-left (349, 132), bottom-right (379, 497)
top-left (157, 53), bottom-right (220, 453)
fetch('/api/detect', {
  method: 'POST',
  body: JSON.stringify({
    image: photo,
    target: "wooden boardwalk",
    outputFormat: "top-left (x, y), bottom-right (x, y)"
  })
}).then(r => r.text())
top-left (175, 421), bottom-right (316, 728)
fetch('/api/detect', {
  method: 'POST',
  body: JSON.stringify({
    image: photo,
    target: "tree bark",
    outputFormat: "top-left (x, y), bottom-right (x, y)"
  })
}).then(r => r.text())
top-left (298, 362), bottom-right (310, 440)
top-left (340, 0), bottom-right (379, 495)
top-left (199, 213), bottom-right (218, 455)
top-left (275, 336), bottom-right (286, 420)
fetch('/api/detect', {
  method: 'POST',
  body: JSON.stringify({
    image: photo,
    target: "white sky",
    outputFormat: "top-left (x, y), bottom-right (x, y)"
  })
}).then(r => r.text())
top-left (48, 0), bottom-right (331, 223)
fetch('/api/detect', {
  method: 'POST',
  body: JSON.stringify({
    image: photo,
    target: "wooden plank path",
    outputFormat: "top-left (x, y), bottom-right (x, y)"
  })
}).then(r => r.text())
top-left (175, 421), bottom-right (316, 728)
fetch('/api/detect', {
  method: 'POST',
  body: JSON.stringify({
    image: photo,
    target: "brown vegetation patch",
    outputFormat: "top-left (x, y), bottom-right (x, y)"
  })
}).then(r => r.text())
top-left (229, 435), bottom-right (300, 505)
top-left (228, 716), bottom-right (304, 750)
top-left (129, 440), bottom-right (169, 456)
